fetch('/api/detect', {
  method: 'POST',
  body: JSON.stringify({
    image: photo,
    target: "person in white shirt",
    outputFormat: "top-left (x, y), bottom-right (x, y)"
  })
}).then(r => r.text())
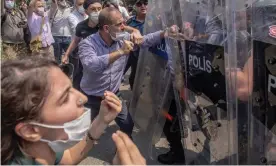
top-left (108, 0), bottom-right (129, 20)
top-left (51, 0), bottom-right (73, 63)
top-left (68, 0), bottom-right (88, 36)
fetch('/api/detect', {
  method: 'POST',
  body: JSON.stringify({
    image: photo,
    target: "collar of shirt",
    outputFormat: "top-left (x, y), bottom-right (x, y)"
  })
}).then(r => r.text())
top-left (94, 31), bottom-right (120, 48)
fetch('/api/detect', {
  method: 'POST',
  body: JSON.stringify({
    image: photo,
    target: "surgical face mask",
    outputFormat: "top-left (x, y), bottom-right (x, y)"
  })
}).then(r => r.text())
top-left (30, 108), bottom-right (91, 152)
top-left (78, 5), bottom-right (85, 14)
top-left (5, 0), bottom-right (15, 9)
top-left (37, 7), bottom-right (45, 16)
top-left (89, 11), bottom-right (100, 24)
top-left (110, 31), bottom-right (131, 42)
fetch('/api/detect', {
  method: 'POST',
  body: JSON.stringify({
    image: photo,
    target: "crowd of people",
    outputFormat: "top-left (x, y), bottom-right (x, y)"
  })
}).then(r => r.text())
top-left (3, 0), bottom-right (275, 165)
top-left (1, 0), bottom-right (181, 165)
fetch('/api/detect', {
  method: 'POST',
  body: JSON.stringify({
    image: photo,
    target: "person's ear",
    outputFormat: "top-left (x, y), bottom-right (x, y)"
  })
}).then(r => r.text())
top-left (103, 25), bottom-right (110, 33)
top-left (15, 123), bottom-right (43, 142)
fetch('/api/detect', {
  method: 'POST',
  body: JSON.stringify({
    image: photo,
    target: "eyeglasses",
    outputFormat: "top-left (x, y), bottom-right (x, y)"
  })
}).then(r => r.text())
top-left (136, 1), bottom-right (148, 7)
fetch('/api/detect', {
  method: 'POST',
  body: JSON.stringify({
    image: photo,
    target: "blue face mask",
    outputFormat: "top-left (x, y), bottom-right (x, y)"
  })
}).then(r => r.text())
top-left (5, 0), bottom-right (15, 9)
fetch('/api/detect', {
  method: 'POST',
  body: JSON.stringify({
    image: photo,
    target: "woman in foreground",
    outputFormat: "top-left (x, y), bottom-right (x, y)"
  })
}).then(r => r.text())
top-left (1, 57), bottom-right (146, 165)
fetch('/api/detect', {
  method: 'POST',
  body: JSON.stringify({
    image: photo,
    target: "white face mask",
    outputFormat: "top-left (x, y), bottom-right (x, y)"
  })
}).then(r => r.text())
top-left (30, 108), bottom-right (91, 152)
top-left (78, 5), bottom-right (85, 14)
top-left (89, 11), bottom-right (100, 24)
top-left (37, 7), bottom-right (45, 16)
top-left (110, 31), bottom-right (131, 41)
top-left (5, 0), bottom-right (15, 9)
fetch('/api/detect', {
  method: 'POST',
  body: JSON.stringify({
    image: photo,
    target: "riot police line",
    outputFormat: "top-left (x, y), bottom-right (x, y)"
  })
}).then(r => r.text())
top-left (129, 0), bottom-right (276, 164)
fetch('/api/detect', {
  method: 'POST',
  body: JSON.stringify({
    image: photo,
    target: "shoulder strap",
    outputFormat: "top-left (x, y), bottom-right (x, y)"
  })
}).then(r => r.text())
top-left (50, 9), bottom-right (58, 28)
top-left (39, 17), bottom-right (45, 35)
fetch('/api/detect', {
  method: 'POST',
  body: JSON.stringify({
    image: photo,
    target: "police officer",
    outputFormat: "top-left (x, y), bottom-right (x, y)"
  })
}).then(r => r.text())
top-left (170, 0), bottom-right (229, 164)
top-left (123, 0), bottom-right (148, 89)
top-left (155, 1), bottom-right (186, 164)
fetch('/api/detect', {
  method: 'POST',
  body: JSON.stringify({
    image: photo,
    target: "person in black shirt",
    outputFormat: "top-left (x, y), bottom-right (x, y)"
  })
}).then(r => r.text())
top-left (62, 0), bottom-right (102, 90)
top-left (62, 0), bottom-right (101, 64)
top-left (75, 17), bottom-right (99, 39)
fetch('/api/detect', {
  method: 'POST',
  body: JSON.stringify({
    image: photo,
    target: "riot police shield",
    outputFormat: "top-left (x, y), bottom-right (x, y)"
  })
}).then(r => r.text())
top-left (129, 0), bottom-right (173, 159)
top-left (167, 0), bottom-right (232, 164)
top-left (247, 0), bottom-right (275, 164)
top-left (158, 0), bottom-right (189, 156)
top-left (224, 0), bottom-right (253, 164)
top-left (224, 0), bottom-right (276, 164)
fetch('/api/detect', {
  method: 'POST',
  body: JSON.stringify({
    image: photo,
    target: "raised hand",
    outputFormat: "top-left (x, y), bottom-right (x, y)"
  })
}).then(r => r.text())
top-left (98, 91), bottom-right (122, 124)
top-left (112, 131), bottom-right (146, 165)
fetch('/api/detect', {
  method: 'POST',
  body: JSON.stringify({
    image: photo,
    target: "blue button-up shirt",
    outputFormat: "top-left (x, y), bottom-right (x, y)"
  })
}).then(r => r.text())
top-left (78, 31), bottom-right (162, 96)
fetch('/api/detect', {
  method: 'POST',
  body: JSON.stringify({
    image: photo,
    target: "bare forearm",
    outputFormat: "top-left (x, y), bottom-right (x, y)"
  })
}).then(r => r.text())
top-left (49, 2), bottom-right (58, 18)
top-left (66, 117), bottom-right (107, 165)
top-left (109, 49), bottom-right (124, 64)
top-left (65, 38), bottom-right (80, 57)
top-left (125, 26), bottom-right (138, 33)
top-left (28, 0), bottom-right (36, 17)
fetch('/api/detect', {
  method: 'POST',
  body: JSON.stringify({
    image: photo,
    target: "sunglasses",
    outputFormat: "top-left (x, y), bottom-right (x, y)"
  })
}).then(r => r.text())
top-left (136, 1), bottom-right (148, 7)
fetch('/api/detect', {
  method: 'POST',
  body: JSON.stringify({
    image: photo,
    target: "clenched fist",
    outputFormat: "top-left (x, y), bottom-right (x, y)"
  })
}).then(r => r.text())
top-left (120, 40), bottom-right (134, 55)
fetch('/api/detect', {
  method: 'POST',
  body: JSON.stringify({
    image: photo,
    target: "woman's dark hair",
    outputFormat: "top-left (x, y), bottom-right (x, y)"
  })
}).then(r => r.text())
top-left (1, 57), bottom-right (59, 164)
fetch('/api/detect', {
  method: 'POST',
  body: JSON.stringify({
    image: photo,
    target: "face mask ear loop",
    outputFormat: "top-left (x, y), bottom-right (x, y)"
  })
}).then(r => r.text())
top-left (29, 122), bottom-right (65, 129)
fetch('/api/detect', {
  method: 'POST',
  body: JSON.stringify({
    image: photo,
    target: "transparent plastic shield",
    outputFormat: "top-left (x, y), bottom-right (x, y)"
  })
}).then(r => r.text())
top-left (225, 0), bottom-right (276, 164)
top-left (168, 0), bottom-right (231, 164)
top-left (224, 0), bottom-right (253, 164)
top-left (249, 0), bottom-right (276, 164)
top-left (158, 0), bottom-right (189, 158)
top-left (129, 0), bottom-right (172, 159)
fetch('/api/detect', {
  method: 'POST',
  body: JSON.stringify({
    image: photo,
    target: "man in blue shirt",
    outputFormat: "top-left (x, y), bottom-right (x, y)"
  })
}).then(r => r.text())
top-left (124, 0), bottom-right (147, 89)
top-left (78, 7), bottom-right (167, 137)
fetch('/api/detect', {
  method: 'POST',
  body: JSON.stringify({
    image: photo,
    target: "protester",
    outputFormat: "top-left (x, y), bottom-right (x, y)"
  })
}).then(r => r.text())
top-left (63, 0), bottom-right (143, 91)
top-left (102, 0), bottom-right (119, 9)
top-left (124, 0), bottom-right (147, 89)
top-left (1, 0), bottom-right (28, 60)
top-left (19, 0), bottom-right (28, 15)
top-left (68, 0), bottom-right (88, 36)
top-left (27, 0), bottom-right (57, 59)
top-left (117, 0), bottom-right (129, 20)
top-left (63, 0), bottom-right (102, 64)
top-left (78, 7), bottom-right (172, 138)
top-left (108, 0), bottom-right (129, 20)
top-left (51, 0), bottom-right (73, 63)
top-left (1, 57), bottom-right (146, 165)
top-left (62, 0), bottom-right (101, 91)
